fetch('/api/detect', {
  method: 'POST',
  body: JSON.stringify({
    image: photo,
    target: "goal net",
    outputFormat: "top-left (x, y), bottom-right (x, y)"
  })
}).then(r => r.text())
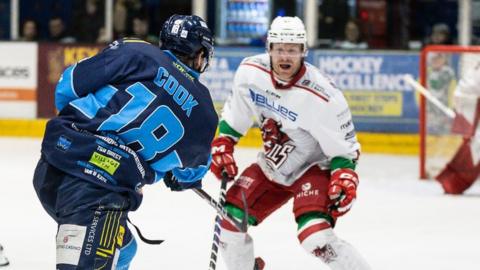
top-left (419, 45), bottom-right (480, 179)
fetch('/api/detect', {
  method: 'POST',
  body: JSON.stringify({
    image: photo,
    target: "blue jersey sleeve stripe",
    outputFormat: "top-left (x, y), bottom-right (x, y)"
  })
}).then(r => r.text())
top-left (55, 64), bottom-right (79, 111)
top-left (172, 156), bottom-right (212, 183)
top-left (153, 171), bottom-right (164, 183)
top-left (98, 82), bottom-right (156, 132)
top-left (150, 150), bottom-right (183, 174)
top-left (69, 94), bottom-right (103, 119)
top-left (95, 85), bottom-right (118, 106)
top-left (69, 85), bottom-right (118, 119)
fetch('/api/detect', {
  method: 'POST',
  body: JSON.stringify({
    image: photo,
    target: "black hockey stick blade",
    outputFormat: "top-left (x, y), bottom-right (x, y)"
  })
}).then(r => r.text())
top-left (127, 217), bottom-right (164, 245)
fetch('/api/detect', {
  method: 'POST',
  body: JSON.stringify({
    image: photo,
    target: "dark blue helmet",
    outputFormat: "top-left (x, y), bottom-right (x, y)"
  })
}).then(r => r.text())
top-left (160, 14), bottom-right (214, 73)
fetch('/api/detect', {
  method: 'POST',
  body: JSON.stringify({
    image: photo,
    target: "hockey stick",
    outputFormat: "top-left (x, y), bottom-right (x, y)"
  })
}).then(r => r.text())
top-left (192, 187), bottom-right (246, 232)
top-left (126, 218), bottom-right (164, 245)
top-left (207, 173), bottom-right (229, 270)
top-left (240, 190), bottom-right (249, 233)
top-left (404, 74), bottom-right (456, 118)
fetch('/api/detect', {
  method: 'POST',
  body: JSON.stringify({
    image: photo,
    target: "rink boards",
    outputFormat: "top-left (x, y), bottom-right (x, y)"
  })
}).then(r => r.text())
top-left (0, 118), bottom-right (418, 155)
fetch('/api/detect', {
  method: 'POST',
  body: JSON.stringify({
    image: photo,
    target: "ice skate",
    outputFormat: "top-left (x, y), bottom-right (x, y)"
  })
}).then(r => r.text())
top-left (0, 245), bottom-right (9, 267)
top-left (253, 257), bottom-right (265, 270)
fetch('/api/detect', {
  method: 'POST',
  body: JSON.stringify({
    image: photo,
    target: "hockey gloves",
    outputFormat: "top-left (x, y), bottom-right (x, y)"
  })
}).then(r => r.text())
top-left (260, 118), bottom-right (291, 153)
top-left (328, 168), bottom-right (359, 217)
top-left (211, 136), bottom-right (238, 181)
top-left (163, 171), bottom-right (201, 191)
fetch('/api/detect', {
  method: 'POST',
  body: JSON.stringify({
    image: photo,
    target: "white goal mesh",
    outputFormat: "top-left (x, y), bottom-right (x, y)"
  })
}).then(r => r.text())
top-left (420, 46), bottom-right (480, 179)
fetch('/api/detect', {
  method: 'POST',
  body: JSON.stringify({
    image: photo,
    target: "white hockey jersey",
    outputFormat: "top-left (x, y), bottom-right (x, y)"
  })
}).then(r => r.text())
top-left (221, 54), bottom-right (360, 186)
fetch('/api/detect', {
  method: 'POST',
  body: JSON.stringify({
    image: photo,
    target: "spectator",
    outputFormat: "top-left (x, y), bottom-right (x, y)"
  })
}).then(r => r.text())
top-left (334, 19), bottom-right (368, 49)
top-left (131, 15), bottom-right (158, 44)
top-left (48, 17), bottom-right (76, 43)
top-left (20, 19), bottom-right (38, 41)
top-left (425, 23), bottom-right (453, 45)
top-left (318, 0), bottom-right (349, 41)
top-left (72, 0), bottom-right (104, 43)
top-left (113, 0), bottom-right (144, 39)
top-left (0, 1), bottom-right (8, 40)
top-left (113, 0), bottom-right (128, 38)
top-left (96, 27), bottom-right (109, 44)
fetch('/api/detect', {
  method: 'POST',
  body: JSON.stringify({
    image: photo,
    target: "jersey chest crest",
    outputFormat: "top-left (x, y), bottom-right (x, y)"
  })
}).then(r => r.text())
top-left (248, 88), bottom-right (299, 122)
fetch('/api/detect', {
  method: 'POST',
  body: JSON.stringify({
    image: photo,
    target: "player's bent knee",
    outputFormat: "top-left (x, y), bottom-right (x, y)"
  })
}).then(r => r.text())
top-left (220, 204), bottom-right (257, 232)
top-left (116, 237), bottom-right (137, 270)
top-left (297, 217), bottom-right (335, 256)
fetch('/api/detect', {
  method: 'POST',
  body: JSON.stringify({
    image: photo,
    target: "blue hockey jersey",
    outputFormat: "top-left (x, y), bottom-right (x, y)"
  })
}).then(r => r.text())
top-left (41, 39), bottom-right (218, 209)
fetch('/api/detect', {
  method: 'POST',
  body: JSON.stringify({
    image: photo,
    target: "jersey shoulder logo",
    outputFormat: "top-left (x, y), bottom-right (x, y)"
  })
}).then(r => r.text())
top-left (300, 79), bottom-right (331, 100)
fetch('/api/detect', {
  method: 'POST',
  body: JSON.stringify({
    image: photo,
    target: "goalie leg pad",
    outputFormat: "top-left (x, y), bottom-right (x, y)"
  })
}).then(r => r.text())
top-left (436, 139), bottom-right (480, 194)
top-left (298, 218), bottom-right (371, 270)
top-left (219, 228), bottom-right (255, 270)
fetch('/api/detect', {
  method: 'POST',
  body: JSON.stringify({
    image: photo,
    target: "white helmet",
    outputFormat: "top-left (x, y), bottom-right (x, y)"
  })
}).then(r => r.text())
top-left (267, 16), bottom-right (307, 51)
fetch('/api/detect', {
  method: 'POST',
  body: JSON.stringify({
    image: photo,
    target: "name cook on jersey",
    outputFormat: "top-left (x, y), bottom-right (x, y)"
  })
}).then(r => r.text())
top-left (155, 66), bottom-right (199, 117)
top-left (249, 88), bottom-right (299, 121)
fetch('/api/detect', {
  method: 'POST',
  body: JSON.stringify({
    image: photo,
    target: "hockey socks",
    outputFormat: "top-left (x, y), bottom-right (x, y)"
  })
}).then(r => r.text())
top-left (297, 217), bottom-right (371, 270)
top-left (219, 229), bottom-right (255, 270)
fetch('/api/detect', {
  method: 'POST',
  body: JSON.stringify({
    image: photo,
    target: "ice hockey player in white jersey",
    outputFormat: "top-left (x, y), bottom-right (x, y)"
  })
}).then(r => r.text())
top-left (209, 16), bottom-right (371, 270)
top-left (0, 244), bottom-right (9, 267)
top-left (436, 62), bottom-right (480, 194)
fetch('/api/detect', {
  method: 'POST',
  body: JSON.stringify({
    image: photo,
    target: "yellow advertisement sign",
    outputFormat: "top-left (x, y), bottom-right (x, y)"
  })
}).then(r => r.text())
top-left (344, 91), bottom-right (402, 116)
top-left (63, 47), bottom-right (100, 66)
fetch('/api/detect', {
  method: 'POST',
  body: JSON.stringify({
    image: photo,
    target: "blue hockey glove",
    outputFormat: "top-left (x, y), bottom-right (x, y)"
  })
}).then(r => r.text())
top-left (163, 171), bottom-right (202, 191)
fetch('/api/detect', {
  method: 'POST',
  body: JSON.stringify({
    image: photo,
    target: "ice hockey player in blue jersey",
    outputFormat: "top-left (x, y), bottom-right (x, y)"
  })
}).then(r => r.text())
top-left (33, 14), bottom-right (217, 269)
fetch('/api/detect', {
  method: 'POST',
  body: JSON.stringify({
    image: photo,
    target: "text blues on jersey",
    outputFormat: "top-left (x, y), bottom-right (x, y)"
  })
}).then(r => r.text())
top-left (248, 89), bottom-right (298, 121)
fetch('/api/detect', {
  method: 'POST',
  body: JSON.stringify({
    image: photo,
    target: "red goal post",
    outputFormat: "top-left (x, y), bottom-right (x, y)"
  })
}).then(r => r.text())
top-left (419, 45), bottom-right (480, 179)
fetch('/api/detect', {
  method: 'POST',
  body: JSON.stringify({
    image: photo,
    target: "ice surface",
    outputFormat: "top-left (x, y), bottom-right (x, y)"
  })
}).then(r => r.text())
top-left (0, 137), bottom-right (479, 270)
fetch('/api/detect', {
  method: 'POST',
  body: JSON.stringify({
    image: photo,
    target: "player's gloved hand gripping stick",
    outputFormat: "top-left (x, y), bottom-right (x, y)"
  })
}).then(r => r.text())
top-left (211, 136), bottom-right (238, 180)
top-left (163, 171), bottom-right (202, 191)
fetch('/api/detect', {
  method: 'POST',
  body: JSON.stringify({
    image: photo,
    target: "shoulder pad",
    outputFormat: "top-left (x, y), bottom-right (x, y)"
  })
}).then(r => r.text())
top-left (298, 77), bottom-right (331, 101)
top-left (241, 53), bottom-right (271, 71)
top-left (105, 38), bottom-right (150, 51)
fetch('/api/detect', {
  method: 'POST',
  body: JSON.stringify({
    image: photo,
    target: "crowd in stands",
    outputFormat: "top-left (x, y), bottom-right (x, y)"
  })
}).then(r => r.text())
top-left (0, 0), bottom-right (475, 49)
top-left (15, 0), bottom-right (154, 44)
